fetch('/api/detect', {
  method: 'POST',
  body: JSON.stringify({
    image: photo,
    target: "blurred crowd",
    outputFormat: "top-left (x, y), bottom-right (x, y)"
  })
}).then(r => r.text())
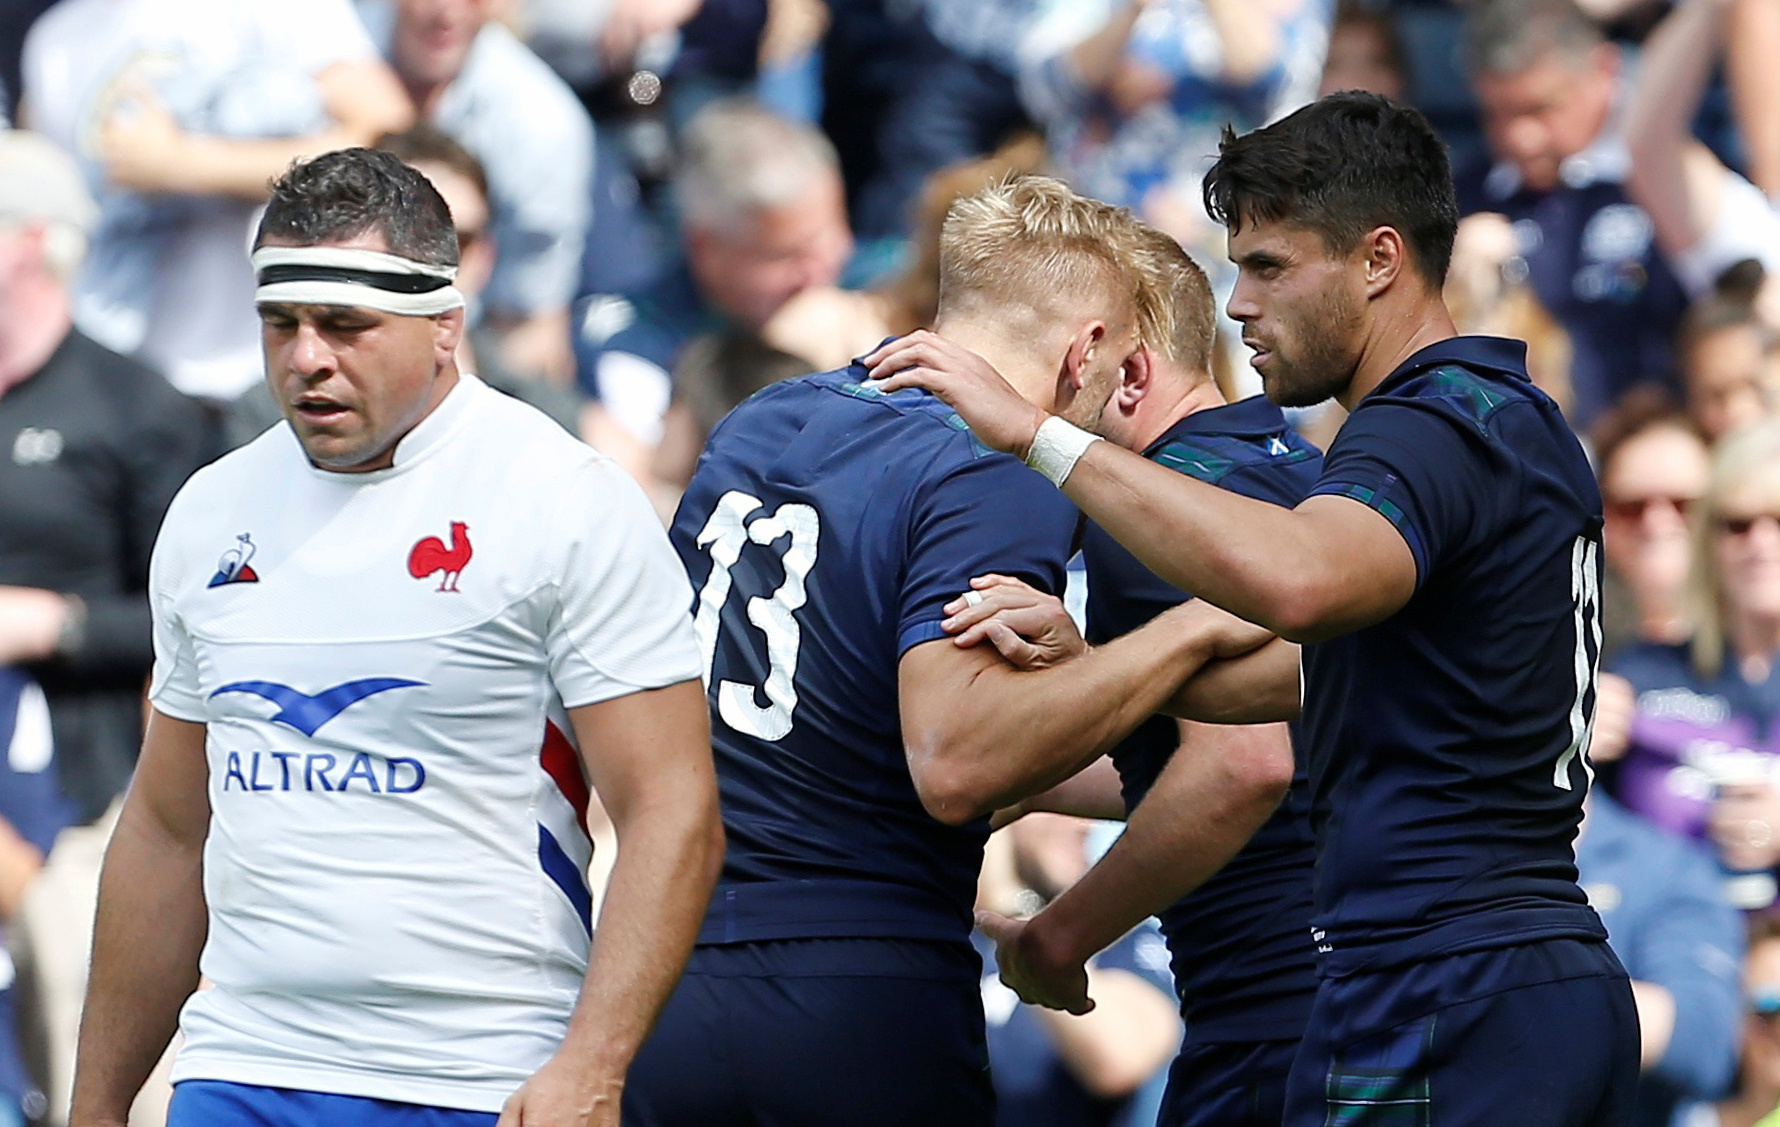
top-left (1, 0), bottom-right (1779, 1125)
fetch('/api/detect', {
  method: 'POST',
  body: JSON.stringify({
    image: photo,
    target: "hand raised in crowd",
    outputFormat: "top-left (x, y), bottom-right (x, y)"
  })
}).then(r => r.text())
top-left (864, 331), bottom-right (1049, 459)
top-left (1588, 672), bottom-right (1636, 765)
top-left (943, 575), bottom-right (1086, 670)
top-left (975, 908), bottom-right (1095, 1016)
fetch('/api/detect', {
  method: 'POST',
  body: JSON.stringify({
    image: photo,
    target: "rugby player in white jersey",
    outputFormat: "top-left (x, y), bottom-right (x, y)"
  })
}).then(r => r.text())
top-left (68, 149), bottom-right (723, 1127)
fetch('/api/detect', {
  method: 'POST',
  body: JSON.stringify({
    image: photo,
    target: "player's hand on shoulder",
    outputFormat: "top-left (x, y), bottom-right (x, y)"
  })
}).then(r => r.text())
top-left (497, 1054), bottom-right (622, 1127)
top-left (976, 908), bottom-right (1095, 1015)
top-left (943, 574), bottom-right (1087, 670)
top-left (863, 331), bottom-right (1048, 457)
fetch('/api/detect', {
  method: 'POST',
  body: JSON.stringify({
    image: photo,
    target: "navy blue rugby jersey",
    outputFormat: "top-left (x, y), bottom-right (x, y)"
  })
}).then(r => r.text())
top-left (1082, 396), bottom-right (1322, 1042)
top-left (1300, 336), bottom-right (1610, 975)
top-left (670, 363), bottom-right (1079, 946)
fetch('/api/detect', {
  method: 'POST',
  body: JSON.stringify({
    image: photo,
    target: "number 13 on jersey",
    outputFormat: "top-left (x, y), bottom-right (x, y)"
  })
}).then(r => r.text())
top-left (691, 491), bottom-right (821, 741)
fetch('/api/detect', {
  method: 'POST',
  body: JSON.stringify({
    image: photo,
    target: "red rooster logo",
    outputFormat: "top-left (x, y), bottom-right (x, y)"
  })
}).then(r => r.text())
top-left (408, 521), bottom-right (472, 592)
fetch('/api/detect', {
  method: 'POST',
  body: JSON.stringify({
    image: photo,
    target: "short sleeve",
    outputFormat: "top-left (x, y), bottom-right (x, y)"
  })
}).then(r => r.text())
top-left (545, 458), bottom-right (702, 707)
top-left (146, 520), bottom-right (207, 723)
top-left (897, 454), bottom-right (1077, 655)
top-left (1307, 399), bottom-right (1498, 590)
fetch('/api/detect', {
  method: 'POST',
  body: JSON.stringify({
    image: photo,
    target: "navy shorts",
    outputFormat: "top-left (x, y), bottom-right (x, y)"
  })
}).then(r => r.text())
top-left (1159, 1037), bottom-right (1299, 1127)
top-left (166, 1081), bottom-right (498, 1127)
top-left (1283, 939), bottom-right (1638, 1127)
top-left (624, 938), bottom-right (994, 1127)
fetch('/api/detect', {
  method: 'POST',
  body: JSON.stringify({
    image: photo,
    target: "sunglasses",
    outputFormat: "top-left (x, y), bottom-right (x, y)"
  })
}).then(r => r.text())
top-left (1605, 496), bottom-right (1695, 522)
top-left (1718, 514), bottom-right (1780, 537)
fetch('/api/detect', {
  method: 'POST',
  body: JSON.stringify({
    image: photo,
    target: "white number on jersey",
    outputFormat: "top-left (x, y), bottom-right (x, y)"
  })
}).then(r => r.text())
top-left (691, 491), bottom-right (820, 741)
top-left (1556, 535), bottom-right (1603, 789)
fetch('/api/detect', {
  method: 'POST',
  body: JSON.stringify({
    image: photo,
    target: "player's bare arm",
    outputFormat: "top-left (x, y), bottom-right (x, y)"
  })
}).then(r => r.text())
top-left (993, 757), bottom-right (1128, 828)
top-left (945, 575), bottom-right (1302, 723)
top-left (69, 711), bottom-right (210, 1127)
top-left (866, 337), bottom-right (1418, 643)
top-left (499, 679), bottom-right (723, 1127)
top-left (980, 720), bottom-right (1294, 1015)
top-left (898, 597), bottom-right (1271, 825)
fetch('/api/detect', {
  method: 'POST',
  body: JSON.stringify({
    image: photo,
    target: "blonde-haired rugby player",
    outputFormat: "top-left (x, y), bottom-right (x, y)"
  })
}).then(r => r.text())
top-left (623, 175), bottom-right (1269, 1127)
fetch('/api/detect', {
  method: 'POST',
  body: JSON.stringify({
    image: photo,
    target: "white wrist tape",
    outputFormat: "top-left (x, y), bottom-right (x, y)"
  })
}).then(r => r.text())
top-left (1024, 416), bottom-right (1101, 487)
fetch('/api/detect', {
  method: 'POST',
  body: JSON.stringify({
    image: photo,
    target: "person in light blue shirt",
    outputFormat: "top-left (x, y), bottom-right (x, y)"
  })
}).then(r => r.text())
top-left (1576, 792), bottom-right (1744, 1127)
top-left (363, 0), bottom-right (595, 380)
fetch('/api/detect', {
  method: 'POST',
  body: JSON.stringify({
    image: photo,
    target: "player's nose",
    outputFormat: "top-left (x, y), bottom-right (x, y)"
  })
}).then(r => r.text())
top-left (286, 321), bottom-right (337, 378)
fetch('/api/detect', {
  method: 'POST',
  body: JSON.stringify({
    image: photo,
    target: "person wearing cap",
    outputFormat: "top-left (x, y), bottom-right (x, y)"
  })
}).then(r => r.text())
top-left (0, 129), bottom-right (215, 1125)
top-left (68, 147), bottom-right (722, 1127)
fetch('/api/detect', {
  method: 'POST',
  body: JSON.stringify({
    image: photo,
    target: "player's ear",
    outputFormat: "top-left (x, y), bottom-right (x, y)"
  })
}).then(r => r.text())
top-left (1114, 344), bottom-right (1156, 413)
top-left (1361, 226), bottom-right (1408, 299)
top-left (1061, 320), bottom-right (1108, 391)
top-left (434, 307), bottom-right (466, 368)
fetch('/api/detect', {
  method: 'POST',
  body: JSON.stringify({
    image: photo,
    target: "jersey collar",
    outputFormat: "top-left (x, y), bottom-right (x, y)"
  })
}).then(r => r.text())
top-left (1143, 395), bottom-right (1290, 455)
top-left (1371, 335), bottom-right (1531, 400)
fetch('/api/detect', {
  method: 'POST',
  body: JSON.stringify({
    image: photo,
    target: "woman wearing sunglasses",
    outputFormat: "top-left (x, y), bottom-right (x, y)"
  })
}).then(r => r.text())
top-left (1597, 419), bottom-right (1780, 909)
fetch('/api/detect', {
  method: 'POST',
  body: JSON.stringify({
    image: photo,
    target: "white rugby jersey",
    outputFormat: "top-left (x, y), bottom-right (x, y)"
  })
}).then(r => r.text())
top-left (147, 375), bottom-right (701, 1111)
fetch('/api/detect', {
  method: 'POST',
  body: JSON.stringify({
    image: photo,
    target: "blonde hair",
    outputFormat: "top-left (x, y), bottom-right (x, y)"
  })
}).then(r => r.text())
top-left (1129, 225), bottom-right (1216, 375)
top-left (937, 175), bottom-right (1172, 353)
top-left (1687, 417), bottom-right (1780, 677)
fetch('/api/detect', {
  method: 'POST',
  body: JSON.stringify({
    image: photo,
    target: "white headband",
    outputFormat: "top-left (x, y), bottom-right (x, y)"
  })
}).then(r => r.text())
top-left (252, 246), bottom-right (465, 316)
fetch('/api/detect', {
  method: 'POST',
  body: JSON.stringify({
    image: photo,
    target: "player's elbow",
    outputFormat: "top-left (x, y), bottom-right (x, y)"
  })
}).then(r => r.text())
top-left (906, 739), bottom-right (996, 826)
top-left (1262, 577), bottom-right (1353, 644)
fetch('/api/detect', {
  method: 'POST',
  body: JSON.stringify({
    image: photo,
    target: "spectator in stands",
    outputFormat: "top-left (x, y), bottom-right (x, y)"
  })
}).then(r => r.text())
top-left (823, 0), bottom-right (1037, 246)
top-left (1575, 790), bottom-right (1744, 1127)
top-left (1594, 391), bottom-right (1712, 661)
top-left (359, 0), bottom-right (594, 384)
top-left (1624, 0), bottom-right (1780, 346)
top-left (652, 330), bottom-right (811, 493)
top-left (20, 0), bottom-right (411, 400)
top-left (976, 813), bottom-right (1180, 1127)
top-left (0, 129), bottom-right (213, 1126)
top-left (1458, 0), bottom-right (1690, 428)
top-left (575, 98), bottom-right (851, 478)
top-left (1676, 917), bottom-right (1780, 1127)
top-left (1018, 0), bottom-right (1329, 336)
top-left (0, 668), bottom-right (75, 1127)
top-left (1682, 296), bottom-right (1776, 444)
top-left (1597, 420), bottom-right (1780, 909)
top-left (1317, 0), bottom-right (1407, 101)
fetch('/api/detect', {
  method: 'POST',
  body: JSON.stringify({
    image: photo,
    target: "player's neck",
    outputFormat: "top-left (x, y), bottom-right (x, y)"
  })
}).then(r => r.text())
top-left (934, 320), bottom-right (1059, 413)
top-left (1337, 292), bottom-right (1459, 412)
top-left (1129, 374), bottom-right (1227, 452)
top-left (0, 279), bottom-right (72, 398)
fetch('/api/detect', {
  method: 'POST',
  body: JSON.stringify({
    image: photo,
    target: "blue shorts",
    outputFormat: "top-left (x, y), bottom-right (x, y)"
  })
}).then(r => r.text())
top-left (1159, 1037), bottom-right (1299, 1127)
top-left (167, 1081), bottom-right (498, 1127)
top-left (1283, 939), bottom-right (1638, 1127)
top-left (624, 938), bottom-right (994, 1127)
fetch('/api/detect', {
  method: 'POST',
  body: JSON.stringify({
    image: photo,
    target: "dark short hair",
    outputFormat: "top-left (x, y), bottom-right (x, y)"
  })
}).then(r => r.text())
top-left (375, 126), bottom-right (489, 211)
top-left (1680, 292), bottom-right (1770, 364)
top-left (256, 148), bottom-right (458, 267)
top-left (1202, 91), bottom-right (1458, 286)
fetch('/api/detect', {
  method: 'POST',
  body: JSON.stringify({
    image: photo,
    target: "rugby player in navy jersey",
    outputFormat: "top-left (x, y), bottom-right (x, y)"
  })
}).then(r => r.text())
top-left (621, 177), bottom-right (1274, 1127)
top-left (965, 227), bottom-right (1323, 1127)
top-left (871, 92), bottom-right (1639, 1127)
